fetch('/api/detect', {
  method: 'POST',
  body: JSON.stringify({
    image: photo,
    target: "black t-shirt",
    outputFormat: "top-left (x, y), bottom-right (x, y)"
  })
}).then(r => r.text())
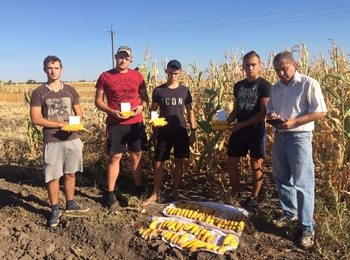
top-left (233, 77), bottom-right (271, 122)
top-left (152, 83), bottom-right (192, 133)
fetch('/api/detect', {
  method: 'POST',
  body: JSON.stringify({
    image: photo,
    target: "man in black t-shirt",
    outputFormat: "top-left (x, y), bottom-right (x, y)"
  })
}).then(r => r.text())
top-left (227, 51), bottom-right (271, 208)
top-left (142, 60), bottom-right (197, 205)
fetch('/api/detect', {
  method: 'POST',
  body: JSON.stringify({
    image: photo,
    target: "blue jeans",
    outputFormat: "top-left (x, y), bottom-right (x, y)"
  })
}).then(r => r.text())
top-left (272, 131), bottom-right (315, 232)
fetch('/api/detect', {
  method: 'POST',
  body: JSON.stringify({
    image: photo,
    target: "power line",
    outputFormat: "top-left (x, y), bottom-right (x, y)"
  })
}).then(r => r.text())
top-left (113, 10), bottom-right (350, 34)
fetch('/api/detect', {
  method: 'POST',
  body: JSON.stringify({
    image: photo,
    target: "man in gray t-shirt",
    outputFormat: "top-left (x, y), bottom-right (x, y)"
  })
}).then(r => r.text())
top-left (30, 55), bottom-right (89, 228)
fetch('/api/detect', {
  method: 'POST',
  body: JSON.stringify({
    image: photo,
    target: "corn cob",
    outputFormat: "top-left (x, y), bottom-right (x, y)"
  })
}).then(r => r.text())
top-left (121, 111), bottom-right (134, 117)
top-left (149, 219), bottom-right (158, 229)
top-left (211, 121), bottom-right (228, 130)
top-left (222, 233), bottom-right (235, 246)
top-left (150, 117), bottom-right (168, 127)
top-left (61, 124), bottom-right (84, 132)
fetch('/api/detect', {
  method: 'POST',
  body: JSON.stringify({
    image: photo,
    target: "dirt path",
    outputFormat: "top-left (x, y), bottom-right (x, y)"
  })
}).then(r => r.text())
top-left (0, 165), bottom-right (322, 260)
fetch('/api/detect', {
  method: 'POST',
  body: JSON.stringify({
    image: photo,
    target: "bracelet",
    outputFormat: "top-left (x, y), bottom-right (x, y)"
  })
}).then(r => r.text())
top-left (190, 128), bottom-right (197, 131)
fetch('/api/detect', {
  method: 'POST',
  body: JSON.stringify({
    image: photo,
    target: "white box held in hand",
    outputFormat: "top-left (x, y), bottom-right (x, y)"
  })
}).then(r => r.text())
top-left (69, 116), bottom-right (80, 125)
top-left (216, 110), bottom-right (226, 121)
top-left (151, 111), bottom-right (159, 120)
top-left (121, 102), bottom-right (131, 112)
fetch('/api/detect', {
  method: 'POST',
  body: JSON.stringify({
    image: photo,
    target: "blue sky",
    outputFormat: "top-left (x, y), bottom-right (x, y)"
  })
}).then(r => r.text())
top-left (1, 0), bottom-right (349, 83)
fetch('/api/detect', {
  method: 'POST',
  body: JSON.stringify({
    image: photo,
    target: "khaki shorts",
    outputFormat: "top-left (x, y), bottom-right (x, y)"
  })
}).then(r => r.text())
top-left (43, 138), bottom-right (83, 183)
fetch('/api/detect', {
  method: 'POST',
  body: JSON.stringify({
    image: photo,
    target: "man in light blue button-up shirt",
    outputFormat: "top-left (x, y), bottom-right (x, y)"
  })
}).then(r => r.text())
top-left (266, 51), bottom-right (327, 249)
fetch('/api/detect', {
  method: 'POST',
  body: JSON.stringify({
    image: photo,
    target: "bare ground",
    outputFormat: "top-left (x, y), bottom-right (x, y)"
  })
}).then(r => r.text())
top-left (0, 163), bottom-right (324, 260)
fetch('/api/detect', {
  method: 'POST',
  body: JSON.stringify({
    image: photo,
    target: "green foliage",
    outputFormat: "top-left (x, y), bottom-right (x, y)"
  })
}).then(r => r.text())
top-left (26, 79), bottom-right (37, 84)
top-left (24, 91), bottom-right (43, 156)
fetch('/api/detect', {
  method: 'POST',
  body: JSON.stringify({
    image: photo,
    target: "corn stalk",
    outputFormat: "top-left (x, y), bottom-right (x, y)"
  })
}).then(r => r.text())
top-left (24, 91), bottom-right (43, 157)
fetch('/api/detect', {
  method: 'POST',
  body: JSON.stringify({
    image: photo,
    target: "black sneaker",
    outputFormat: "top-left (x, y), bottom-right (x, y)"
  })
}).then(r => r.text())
top-left (244, 197), bottom-right (259, 207)
top-left (65, 202), bottom-right (90, 213)
top-left (48, 209), bottom-right (62, 227)
top-left (107, 193), bottom-right (120, 210)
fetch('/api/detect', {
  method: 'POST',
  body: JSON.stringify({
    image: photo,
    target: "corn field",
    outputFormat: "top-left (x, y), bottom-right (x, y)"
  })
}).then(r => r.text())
top-left (0, 41), bottom-right (349, 258)
top-left (136, 41), bottom-right (350, 202)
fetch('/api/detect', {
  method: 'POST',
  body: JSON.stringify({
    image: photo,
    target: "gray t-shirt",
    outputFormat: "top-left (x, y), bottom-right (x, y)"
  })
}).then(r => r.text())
top-left (30, 83), bottom-right (80, 143)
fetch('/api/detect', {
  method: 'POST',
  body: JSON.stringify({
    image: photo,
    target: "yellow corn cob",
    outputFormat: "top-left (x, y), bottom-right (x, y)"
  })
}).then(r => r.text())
top-left (174, 222), bottom-right (183, 232)
top-left (205, 243), bottom-right (217, 250)
top-left (205, 235), bottom-right (215, 243)
top-left (185, 209), bottom-right (192, 218)
top-left (205, 215), bottom-right (211, 223)
top-left (190, 225), bottom-right (200, 233)
top-left (149, 219), bottom-right (158, 229)
top-left (177, 233), bottom-right (188, 244)
top-left (174, 233), bottom-right (185, 244)
top-left (200, 232), bottom-right (211, 242)
top-left (193, 228), bottom-right (201, 237)
top-left (150, 117), bottom-right (168, 127)
top-left (190, 210), bottom-right (198, 219)
top-left (197, 214), bottom-right (205, 221)
top-left (178, 224), bottom-right (185, 232)
top-left (161, 219), bottom-right (173, 229)
top-left (138, 228), bottom-right (147, 236)
top-left (190, 241), bottom-right (207, 252)
top-left (61, 124), bottom-right (84, 132)
top-left (121, 111), bottom-right (134, 117)
top-left (173, 208), bottom-right (181, 215)
top-left (229, 239), bottom-right (238, 247)
top-left (177, 208), bottom-right (184, 216)
top-left (147, 229), bottom-right (160, 239)
top-left (165, 207), bottom-right (171, 214)
top-left (184, 224), bottom-right (195, 231)
top-left (163, 231), bottom-right (174, 240)
top-left (197, 229), bottom-right (207, 238)
top-left (170, 233), bottom-right (180, 244)
top-left (142, 228), bottom-right (153, 239)
top-left (228, 235), bottom-right (238, 246)
top-left (211, 121), bottom-right (228, 130)
top-left (180, 239), bottom-right (198, 248)
top-left (237, 221), bottom-right (245, 232)
top-left (208, 216), bottom-right (215, 225)
top-left (222, 233), bottom-right (235, 246)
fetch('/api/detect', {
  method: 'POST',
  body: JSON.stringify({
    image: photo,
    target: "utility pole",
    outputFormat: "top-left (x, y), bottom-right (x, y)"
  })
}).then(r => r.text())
top-left (109, 25), bottom-right (115, 68)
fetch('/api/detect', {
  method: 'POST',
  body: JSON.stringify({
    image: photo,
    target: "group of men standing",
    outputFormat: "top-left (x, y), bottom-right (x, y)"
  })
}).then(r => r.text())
top-left (30, 45), bottom-right (327, 249)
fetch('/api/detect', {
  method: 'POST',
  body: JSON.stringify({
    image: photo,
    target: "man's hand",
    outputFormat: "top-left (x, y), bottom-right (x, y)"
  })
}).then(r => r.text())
top-left (110, 110), bottom-right (131, 120)
top-left (131, 105), bottom-right (144, 116)
top-left (189, 130), bottom-right (196, 144)
top-left (228, 122), bottom-right (244, 132)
